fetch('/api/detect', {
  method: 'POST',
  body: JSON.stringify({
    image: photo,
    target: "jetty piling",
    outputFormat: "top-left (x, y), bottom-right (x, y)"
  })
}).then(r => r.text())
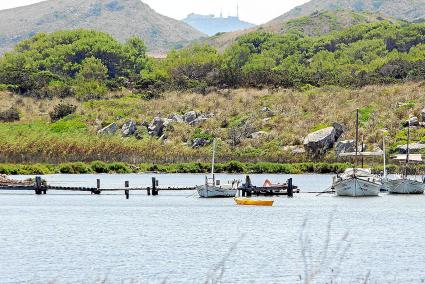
top-left (287, 178), bottom-right (294, 198)
top-left (35, 176), bottom-right (44, 195)
top-left (125, 181), bottom-right (130, 199)
top-left (152, 177), bottom-right (159, 196)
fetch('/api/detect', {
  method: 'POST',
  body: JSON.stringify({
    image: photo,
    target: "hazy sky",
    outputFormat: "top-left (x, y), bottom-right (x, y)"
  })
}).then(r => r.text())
top-left (0, 0), bottom-right (310, 24)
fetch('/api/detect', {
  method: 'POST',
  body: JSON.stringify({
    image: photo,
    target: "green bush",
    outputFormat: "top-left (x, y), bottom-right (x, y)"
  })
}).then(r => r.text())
top-left (49, 103), bottom-right (77, 122)
top-left (90, 161), bottom-right (110, 173)
top-left (58, 163), bottom-right (93, 174)
top-left (108, 162), bottom-right (132, 173)
top-left (0, 107), bottom-right (20, 122)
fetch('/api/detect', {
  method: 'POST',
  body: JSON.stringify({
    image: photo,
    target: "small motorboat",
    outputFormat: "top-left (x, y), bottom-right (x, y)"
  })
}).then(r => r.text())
top-left (234, 198), bottom-right (274, 206)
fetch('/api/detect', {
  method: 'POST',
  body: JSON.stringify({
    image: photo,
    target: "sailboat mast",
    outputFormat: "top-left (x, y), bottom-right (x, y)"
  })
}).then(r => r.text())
top-left (211, 139), bottom-right (216, 178)
top-left (355, 109), bottom-right (359, 158)
top-left (383, 135), bottom-right (387, 179)
top-left (407, 119), bottom-right (410, 164)
top-left (355, 109), bottom-right (359, 174)
top-left (405, 119), bottom-right (411, 178)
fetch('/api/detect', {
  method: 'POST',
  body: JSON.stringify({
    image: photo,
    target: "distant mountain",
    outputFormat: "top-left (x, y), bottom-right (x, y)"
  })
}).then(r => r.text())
top-left (206, 10), bottom-right (397, 51)
top-left (183, 13), bottom-right (255, 36)
top-left (273, 0), bottom-right (425, 23)
top-left (0, 0), bottom-right (205, 54)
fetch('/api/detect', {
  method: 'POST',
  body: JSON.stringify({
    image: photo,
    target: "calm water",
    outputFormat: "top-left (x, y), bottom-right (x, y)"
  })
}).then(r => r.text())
top-left (1, 174), bottom-right (425, 283)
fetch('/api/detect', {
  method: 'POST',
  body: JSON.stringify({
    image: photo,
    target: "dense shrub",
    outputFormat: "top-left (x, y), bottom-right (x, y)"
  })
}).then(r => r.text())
top-left (0, 107), bottom-right (20, 122)
top-left (49, 103), bottom-right (77, 122)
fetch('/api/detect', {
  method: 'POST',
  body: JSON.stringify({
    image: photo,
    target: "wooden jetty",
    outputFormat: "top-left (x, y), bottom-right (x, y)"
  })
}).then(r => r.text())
top-left (238, 176), bottom-right (299, 198)
top-left (0, 177), bottom-right (197, 198)
top-left (0, 176), bottom-right (300, 198)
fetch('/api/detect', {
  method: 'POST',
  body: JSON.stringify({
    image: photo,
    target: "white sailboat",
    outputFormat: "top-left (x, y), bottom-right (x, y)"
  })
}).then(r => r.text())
top-left (197, 140), bottom-right (238, 198)
top-left (333, 168), bottom-right (382, 197)
top-left (386, 121), bottom-right (425, 194)
top-left (332, 109), bottom-right (382, 197)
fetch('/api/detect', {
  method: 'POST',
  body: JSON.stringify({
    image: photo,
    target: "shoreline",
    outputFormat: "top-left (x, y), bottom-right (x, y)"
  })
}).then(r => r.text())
top-left (0, 161), bottom-right (398, 175)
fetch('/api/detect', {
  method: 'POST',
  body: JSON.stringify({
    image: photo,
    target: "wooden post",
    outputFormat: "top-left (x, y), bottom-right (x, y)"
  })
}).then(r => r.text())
top-left (245, 175), bottom-right (252, 188)
top-left (125, 181), bottom-right (129, 199)
top-left (35, 176), bottom-right (42, 195)
top-left (287, 178), bottom-right (294, 198)
top-left (147, 187), bottom-right (151, 196)
top-left (92, 179), bottom-right (101, 195)
top-left (152, 177), bottom-right (158, 196)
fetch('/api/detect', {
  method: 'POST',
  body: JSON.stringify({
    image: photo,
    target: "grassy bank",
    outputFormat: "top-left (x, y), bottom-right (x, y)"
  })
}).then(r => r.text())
top-left (1, 82), bottom-right (425, 165)
top-left (0, 161), bottom-right (353, 175)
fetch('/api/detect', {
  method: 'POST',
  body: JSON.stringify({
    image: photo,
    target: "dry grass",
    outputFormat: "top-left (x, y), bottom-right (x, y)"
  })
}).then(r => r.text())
top-left (0, 82), bottom-right (424, 164)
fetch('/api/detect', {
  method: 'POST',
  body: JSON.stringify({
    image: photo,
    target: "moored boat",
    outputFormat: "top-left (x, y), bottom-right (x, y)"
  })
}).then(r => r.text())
top-left (333, 168), bottom-right (381, 197)
top-left (234, 198), bottom-right (274, 206)
top-left (197, 140), bottom-right (238, 198)
top-left (332, 109), bottom-right (382, 197)
top-left (197, 178), bottom-right (238, 198)
top-left (385, 178), bottom-right (425, 194)
top-left (387, 121), bottom-right (425, 195)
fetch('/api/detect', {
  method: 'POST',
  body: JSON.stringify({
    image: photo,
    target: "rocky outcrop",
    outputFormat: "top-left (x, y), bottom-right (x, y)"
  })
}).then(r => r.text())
top-left (121, 120), bottom-right (137, 137)
top-left (192, 138), bottom-right (211, 148)
top-left (168, 114), bottom-right (184, 123)
top-left (183, 111), bottom-right (211, 126)
top-left (332, 122), bottom-right (345, 141)
top-left (261, 107), bottom-right (275, 117)
top-left (148, 117), bottom-right (172, 137)
top-left (249, 131), bottom-right (269, 139)
top-left (284, 145), bottom-right (306, 154)
top-left (98, 123), bottom-right (118, 135)
top-left (404, 116), bottom-right (419, 127)
top-left (396, 143), bottom-right (425, 154)
top-left (304, 123), bottom-right (344, 158)
top-left (335, 140), bottom-right (355, 156)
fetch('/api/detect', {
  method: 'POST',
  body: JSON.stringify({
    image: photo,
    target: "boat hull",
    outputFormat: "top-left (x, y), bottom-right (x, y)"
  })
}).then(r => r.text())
top-left (386, 179), bottom-right (425, 194)
top-left (334, 177), bottom-right (380, 197)
top-left (234, 198), bottom-right (274, 206)
top-left (197, 186), bottom-right (237, 198)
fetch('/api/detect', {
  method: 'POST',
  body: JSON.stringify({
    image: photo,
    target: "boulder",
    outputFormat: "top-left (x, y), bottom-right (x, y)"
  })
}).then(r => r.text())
top-left (121, 120), bottom-right (137, 137)
top-left (191, 117), bottom-right (209, 126)
top-left (261, 107), bottom-right (275, 117)
top-left (292, 146), bottom-right (306, 154)
top-left (396, 143), bottom-right (425, 154)
top-left (404, 116), bottom-right (419, 127)
top-left (98, 123), bottom-right (118, 135)
top-left (148, 117), bottom-right (171, 137)
top-left (192, 138), bottom-right (210, 148)
top-left (332, 122), bottom-right (345, 141)
top-left (249, 131), bottom-right (269, 139)
top-left (168, 114), bottom-right (184, 123)
top-left (422, 108), bottom-right (425, 122)
top-left (335, 140), bottom-right (355, 156)
top-left (283, 145), bottom-right (305, 154)
top-left (183, 111), bottom-right (209, 126)
top-left (183, 111), bottom-right (198, 124)
top-left (303, 127), bottom-right (337, 158)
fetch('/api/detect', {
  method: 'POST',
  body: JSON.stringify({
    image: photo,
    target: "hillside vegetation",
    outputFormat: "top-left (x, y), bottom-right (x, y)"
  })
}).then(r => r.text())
top-left (274, 0), bottom-right (425, 22)
top-left (0, 0), bottom-right (204, 54)
top-left (206, 10), bottom-right (397, 51)
top-left (2, 21), bottom-right (424, 96)
top-left (0, 19), bottom-right (425, 167)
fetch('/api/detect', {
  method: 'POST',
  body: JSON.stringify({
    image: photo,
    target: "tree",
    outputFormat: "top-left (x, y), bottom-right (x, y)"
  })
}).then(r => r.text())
top-left (76, 57), bottom-right (108, 82)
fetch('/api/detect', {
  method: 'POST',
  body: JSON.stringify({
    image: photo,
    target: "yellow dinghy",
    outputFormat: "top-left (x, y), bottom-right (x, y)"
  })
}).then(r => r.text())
top-left (234, 198), bottom-right (274, 206)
